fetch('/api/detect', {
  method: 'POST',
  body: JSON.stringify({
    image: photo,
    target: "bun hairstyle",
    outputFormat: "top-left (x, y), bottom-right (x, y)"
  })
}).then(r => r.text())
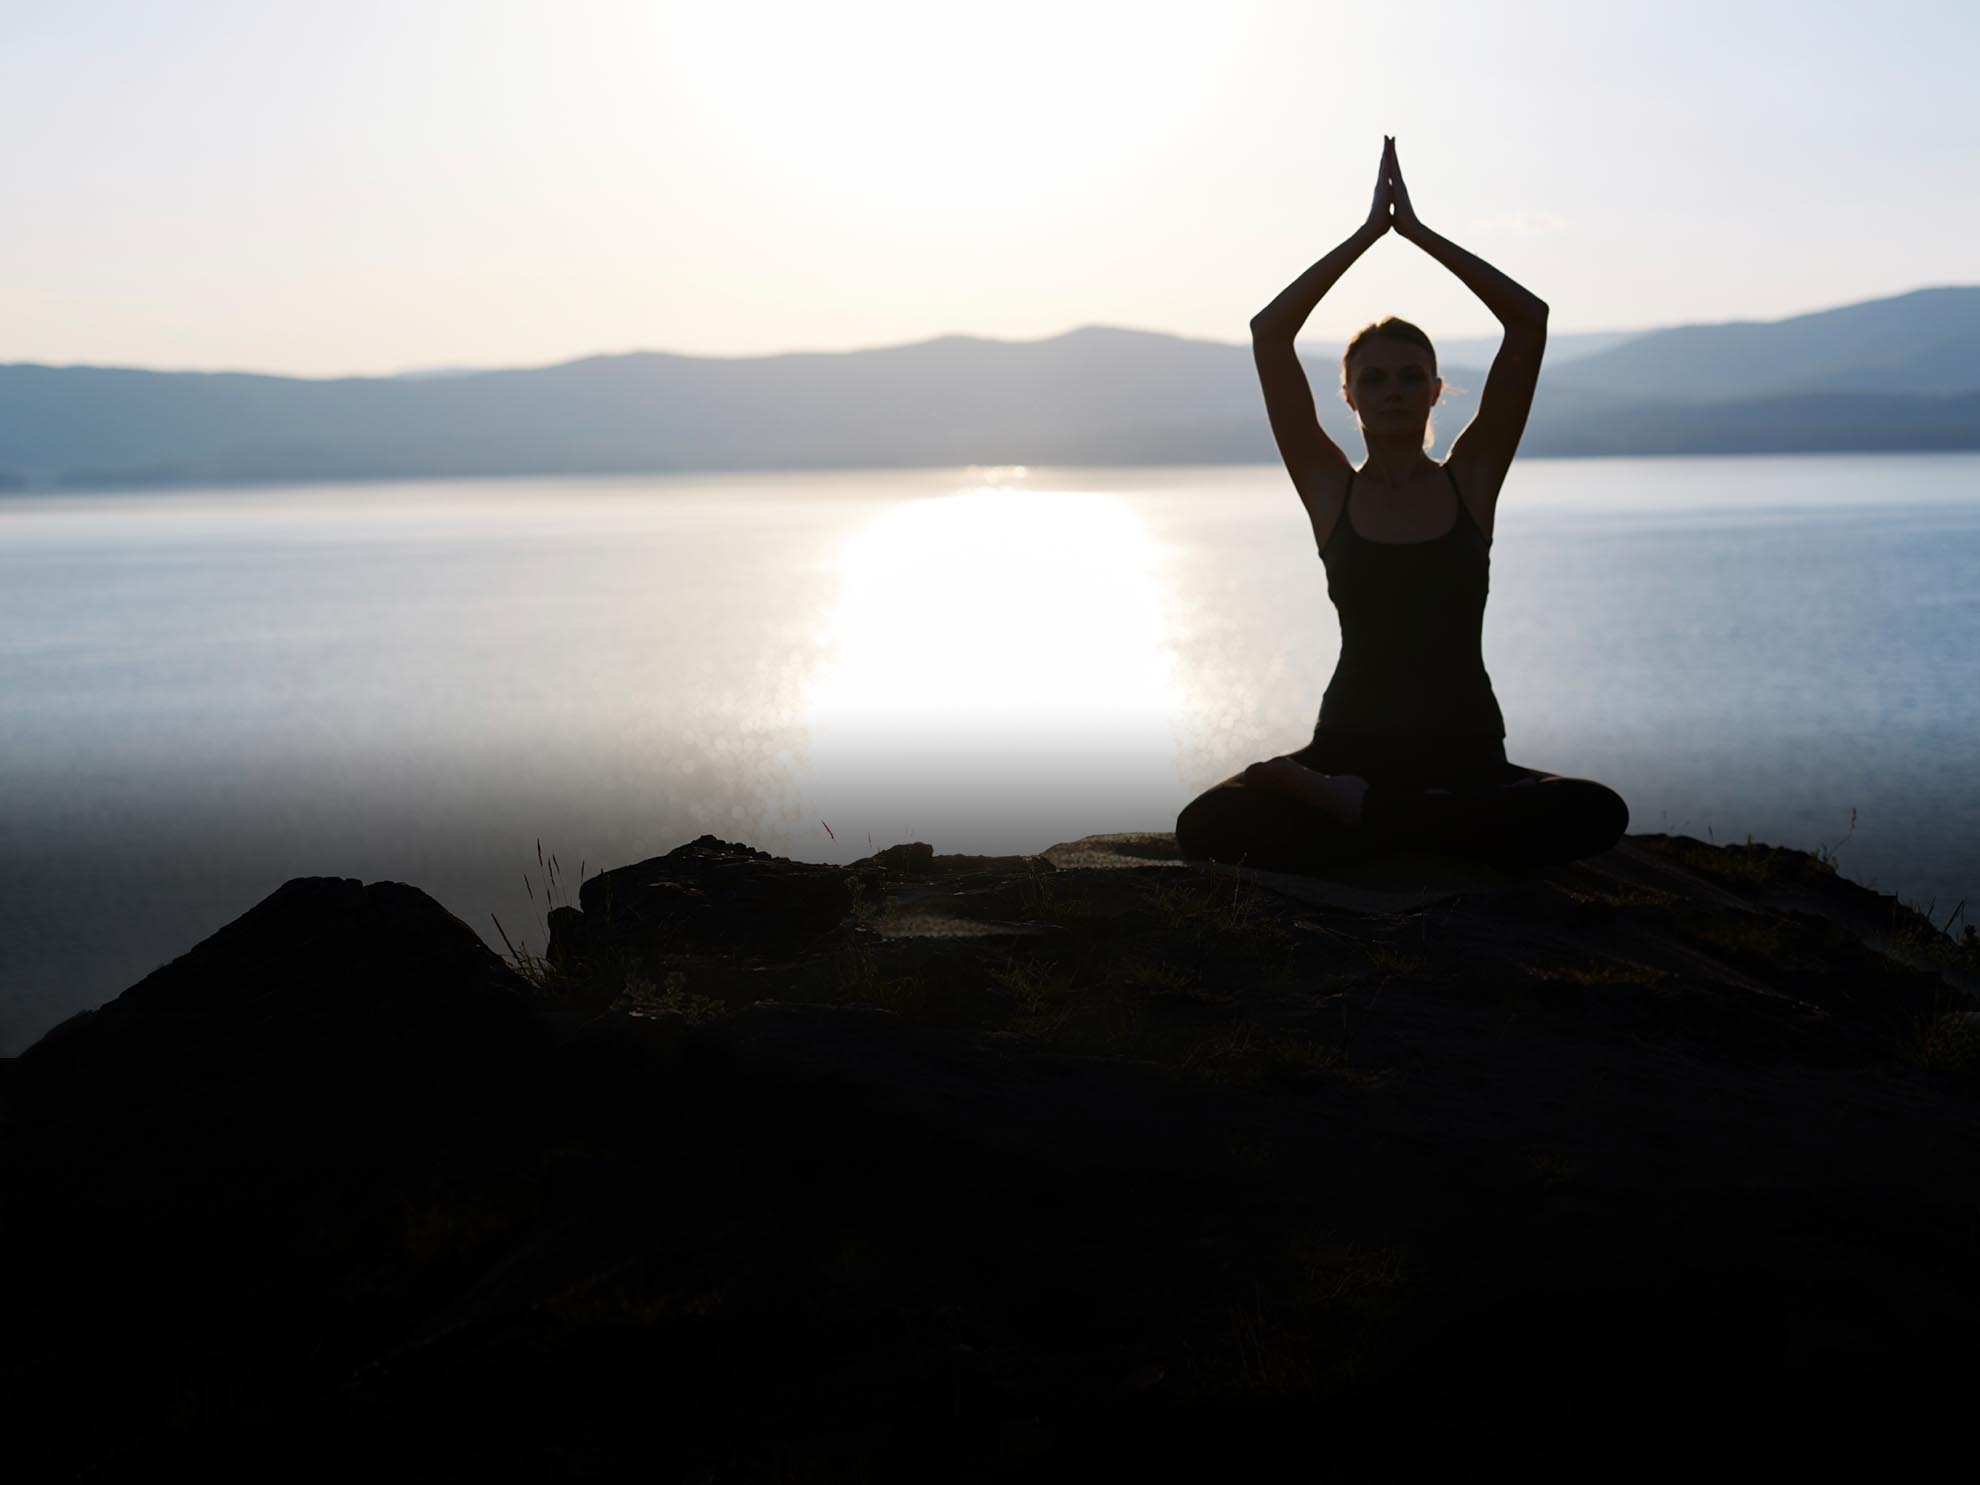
top-left (1341, 316), bottom-right (1460, 452)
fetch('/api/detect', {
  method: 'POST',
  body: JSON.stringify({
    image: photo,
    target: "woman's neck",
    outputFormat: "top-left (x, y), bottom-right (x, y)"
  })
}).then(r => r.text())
top-left (1359, 434), bottom-right (1432, 488)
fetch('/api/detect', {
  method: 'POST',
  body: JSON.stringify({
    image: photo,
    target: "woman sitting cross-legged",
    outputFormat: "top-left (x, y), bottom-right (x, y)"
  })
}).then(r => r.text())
top-left (1175, 136), bottom-right (1628, 874)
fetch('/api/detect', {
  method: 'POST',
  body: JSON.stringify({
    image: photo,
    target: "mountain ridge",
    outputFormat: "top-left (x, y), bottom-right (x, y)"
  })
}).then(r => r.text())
top-left (4, 286), bottom-right (1976, 490)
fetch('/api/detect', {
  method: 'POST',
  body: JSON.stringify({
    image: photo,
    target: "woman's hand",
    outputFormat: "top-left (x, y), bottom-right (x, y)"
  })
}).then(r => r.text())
top-left (1387, 136), bottom-right (1424, 239)
top-left (1363, 138), bottom-right (1394, 237)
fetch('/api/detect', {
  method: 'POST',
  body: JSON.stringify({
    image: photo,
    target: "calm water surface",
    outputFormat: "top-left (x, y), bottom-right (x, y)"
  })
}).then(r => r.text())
top-left (4, 453), bottom-right (1977, 1051)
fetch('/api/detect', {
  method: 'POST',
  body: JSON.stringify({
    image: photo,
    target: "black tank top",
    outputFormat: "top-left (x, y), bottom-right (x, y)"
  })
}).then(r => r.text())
top-left (1316, 464), bottom-right (1506, 739)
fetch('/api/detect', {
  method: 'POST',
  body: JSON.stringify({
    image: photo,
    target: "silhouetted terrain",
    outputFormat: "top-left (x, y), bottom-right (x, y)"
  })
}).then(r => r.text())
top-left (2, 287), bottom-right (1976, 490)
top-left (4, 829), bottom-right (1977, 1474)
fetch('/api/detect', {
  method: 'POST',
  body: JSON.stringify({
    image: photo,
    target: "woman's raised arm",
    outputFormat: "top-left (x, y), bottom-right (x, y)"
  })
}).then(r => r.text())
top-left (1251, 143), bottom-right (1393, 337)
top-left (1388, 138), bottom-right (1548, 326)
top-left (1249, 143), bottom-right (1394, 491)
top-left (1387, 138), bottom-right (1548, 491)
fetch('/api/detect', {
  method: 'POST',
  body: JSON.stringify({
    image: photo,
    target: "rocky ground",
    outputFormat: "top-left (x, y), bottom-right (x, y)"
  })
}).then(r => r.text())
top-left (4, 829), bottom-right (1978, 1479)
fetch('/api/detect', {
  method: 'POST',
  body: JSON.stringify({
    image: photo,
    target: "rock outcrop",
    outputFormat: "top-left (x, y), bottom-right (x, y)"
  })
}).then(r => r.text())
top-left (3, 831), bottom-right (1977, 1477)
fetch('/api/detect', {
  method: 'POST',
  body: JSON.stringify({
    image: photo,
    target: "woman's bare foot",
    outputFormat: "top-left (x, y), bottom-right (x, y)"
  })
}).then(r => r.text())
top-left (1243, 756), bottom-right (1371, 827)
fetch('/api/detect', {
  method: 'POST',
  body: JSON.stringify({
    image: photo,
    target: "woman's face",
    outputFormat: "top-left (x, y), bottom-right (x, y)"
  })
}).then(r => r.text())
top-left (1343, 338), bottom-right (1441, 429)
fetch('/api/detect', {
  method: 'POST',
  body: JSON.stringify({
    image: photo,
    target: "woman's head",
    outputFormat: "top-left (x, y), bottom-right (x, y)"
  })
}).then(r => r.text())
top-left (1341, 317), bottom-right (1442, 450)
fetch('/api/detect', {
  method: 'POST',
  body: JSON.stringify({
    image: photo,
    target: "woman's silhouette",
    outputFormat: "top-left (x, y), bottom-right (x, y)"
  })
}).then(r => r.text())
top-left (1175, 137), bottom-right (1629, 871)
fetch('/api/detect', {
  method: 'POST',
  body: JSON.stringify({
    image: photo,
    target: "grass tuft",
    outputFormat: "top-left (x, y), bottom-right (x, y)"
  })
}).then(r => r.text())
top-left (1679, 913), bottom-right (1789, 961)
top-left (1911, 1011), bottom-right (1980, 1075)
top-left (1811, 807), bottom-right (1857, 876)
top-left (991, 953), bottom-right (1080, 1036)
top-left (616, 969), bottom-right (727, 1023)
top-left (1585, 887), bottom-right (1681, 910)
top-left (494, 837), bottom-right (590, 996)
top-left (1365, 946), bottom-right (1425, 978)
top-left (1886, 898), bottom-right (1979, 973)
top-left (1147, 870), bottom-right (1296, 958)
top-left (1553, 958), bottom-right (1666, 987)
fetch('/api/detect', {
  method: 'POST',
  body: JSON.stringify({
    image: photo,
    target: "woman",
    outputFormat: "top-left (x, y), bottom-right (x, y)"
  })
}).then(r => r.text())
top-left (1175, 137), bottom-right (1628, 872)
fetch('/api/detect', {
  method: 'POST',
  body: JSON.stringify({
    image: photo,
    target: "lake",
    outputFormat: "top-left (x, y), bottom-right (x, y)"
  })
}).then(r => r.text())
top-left (4, 453), bottom-right (1977, 1053)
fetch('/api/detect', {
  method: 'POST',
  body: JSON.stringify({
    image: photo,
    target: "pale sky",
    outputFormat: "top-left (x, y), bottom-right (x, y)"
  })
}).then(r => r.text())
top-left (3, 0), bottom-right (1974, 376)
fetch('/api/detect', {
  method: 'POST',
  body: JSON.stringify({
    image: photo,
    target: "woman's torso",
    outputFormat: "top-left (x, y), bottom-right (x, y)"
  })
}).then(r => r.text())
top-left (1312, 460), bottom-right (1506, 740)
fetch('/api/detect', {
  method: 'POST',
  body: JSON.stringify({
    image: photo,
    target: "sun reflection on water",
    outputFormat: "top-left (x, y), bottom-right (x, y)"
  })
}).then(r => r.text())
top-left (795, 482), bottom-right (1186, 858)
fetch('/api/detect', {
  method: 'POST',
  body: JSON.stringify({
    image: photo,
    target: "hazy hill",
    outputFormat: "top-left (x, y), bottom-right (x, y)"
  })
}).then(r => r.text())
top-left (2, 287), bottom-right (1976, 490)
top-left (1557, 286), bottom-right (1980, 399)
top-left (1437, 327), bottom-right (1645, 367)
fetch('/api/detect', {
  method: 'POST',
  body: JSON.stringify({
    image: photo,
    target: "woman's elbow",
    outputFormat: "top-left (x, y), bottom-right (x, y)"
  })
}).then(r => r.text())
top-left (1502, 299), bottom-right (1548, 333)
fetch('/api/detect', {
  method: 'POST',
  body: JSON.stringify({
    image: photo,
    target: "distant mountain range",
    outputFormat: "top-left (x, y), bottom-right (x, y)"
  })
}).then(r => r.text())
top-left (2, 286), bottom-right (1976, 491)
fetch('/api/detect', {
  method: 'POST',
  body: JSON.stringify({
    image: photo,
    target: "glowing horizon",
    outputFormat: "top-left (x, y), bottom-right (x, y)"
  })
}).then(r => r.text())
top-left (4, 0), bottom-right (1974, 377)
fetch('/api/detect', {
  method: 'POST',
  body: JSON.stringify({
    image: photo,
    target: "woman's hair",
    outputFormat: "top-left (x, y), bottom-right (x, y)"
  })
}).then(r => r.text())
top-left (1341, 316), bottom-right (1455, 451)
top-left (1341, 316), bottom-right (1437, 383)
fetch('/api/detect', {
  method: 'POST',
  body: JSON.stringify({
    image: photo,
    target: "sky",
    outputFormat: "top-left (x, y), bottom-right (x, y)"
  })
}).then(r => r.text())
top-left (2, 0), bottom-right (1974, 376)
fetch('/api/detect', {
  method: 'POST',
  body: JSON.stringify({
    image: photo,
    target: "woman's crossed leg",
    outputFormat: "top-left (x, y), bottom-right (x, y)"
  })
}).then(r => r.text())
top-left (1176, 756), bottom-right (1627, 872)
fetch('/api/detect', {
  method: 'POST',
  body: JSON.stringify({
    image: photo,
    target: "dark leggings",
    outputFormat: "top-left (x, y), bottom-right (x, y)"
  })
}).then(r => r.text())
top-left (1174, 730), bottom-right (1629, 874)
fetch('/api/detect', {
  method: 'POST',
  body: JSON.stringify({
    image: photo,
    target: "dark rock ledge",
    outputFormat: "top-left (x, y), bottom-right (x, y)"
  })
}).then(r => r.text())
top-left (4, 831), bottom-right (1978, 1479)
